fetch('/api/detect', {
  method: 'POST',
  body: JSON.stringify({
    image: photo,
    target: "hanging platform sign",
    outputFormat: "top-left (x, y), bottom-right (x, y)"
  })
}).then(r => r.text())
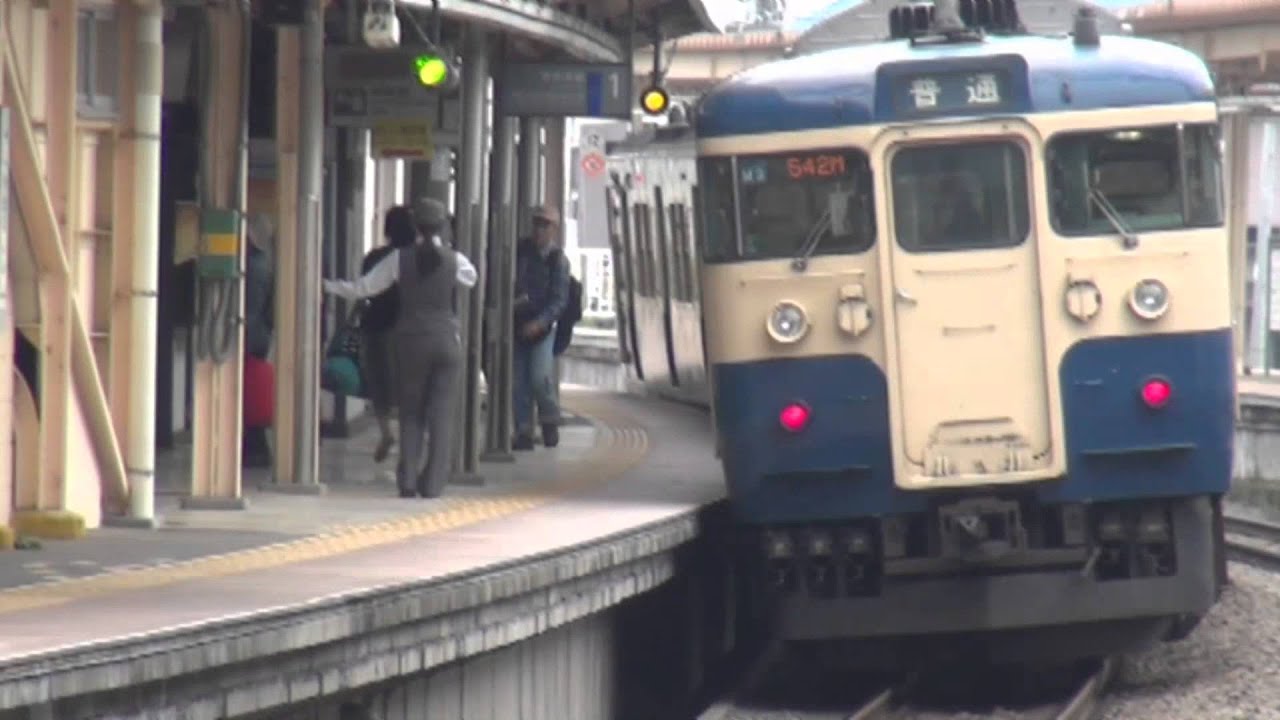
top-left (371, 120), bottom-right (435, 160)
top-left (498, 62), bottom-right (632, 119)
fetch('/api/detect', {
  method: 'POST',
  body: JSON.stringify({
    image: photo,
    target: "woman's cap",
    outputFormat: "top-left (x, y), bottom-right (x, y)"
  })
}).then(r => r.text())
top-left (413, 197), bottom-right (449, 229)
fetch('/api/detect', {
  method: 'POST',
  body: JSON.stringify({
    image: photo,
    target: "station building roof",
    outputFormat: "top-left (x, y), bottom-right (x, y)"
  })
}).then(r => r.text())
top-left (1120, 0), bottom-right (1280, 32)
top-left (791, 0), bottom-right (1126, 55)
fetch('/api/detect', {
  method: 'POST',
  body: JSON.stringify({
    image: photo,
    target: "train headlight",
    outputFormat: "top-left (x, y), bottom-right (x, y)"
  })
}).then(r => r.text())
top-left (767, 301), bottom-right (810, 344)
top-left (1129, 279), bottom-right (1170, 320)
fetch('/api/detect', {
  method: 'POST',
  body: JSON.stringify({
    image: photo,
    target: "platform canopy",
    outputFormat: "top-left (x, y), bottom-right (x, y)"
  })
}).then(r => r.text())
top-left (791, 0), bottom-right (1127, 55)
top-left (396, 0), bottom-right (735, 63)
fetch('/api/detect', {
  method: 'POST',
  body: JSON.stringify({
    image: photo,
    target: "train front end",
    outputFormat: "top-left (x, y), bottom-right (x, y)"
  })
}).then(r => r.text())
top-left (694, 28), bottom-right (1233, 660)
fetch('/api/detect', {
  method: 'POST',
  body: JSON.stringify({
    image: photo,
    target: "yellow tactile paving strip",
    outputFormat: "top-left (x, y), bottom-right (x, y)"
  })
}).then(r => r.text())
top-left (0, 395), bottom-right (649, 615)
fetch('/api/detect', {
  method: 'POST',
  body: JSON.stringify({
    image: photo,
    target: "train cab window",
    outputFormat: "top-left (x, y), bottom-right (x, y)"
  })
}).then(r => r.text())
top-left (1047, 124), bottom-right (1223, 236)
top-left (891, 141), bottom-right (1030, 252)
top-left (696, 158), bottom-right (738, 262)
top-left (735, 150), bottom-right (876, 260)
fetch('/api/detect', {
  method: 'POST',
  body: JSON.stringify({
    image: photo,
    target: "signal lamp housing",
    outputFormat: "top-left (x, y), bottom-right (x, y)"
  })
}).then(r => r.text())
top-left (413, 53), bottom-right (460, 92)
top-left (640, 86), bottom-right (670, 116)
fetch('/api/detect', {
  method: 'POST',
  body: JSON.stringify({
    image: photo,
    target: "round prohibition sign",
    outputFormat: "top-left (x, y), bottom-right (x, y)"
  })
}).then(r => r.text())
top-left (581, 152), bottom-right (606, 177)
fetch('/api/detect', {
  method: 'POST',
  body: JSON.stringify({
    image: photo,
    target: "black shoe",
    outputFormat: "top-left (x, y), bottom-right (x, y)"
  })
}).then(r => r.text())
top-left (398, 488), bottom-right (417, 499)
top-left (541, 423), bottom-right (559, 448)
top-left (513, 435), bottom-right (535, 451)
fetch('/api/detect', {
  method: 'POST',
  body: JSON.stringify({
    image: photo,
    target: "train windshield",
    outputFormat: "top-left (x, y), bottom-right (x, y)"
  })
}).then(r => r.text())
top-left (697, 150), bottom-right (876, 262)
top-left (1047, 124), bottom-right (1223, 236)
top-left (891, 141), bottom-right (1031, 252)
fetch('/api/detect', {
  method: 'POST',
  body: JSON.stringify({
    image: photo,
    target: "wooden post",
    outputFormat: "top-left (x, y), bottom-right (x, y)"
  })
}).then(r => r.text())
top-left (0, 6), bottom-right (12, 540)
top-left (272, 26), bottom-right (300, 487)
top-left (36, 0), bottom-right (78, 514)
top-left (186, 5), bottom-right (248, 508)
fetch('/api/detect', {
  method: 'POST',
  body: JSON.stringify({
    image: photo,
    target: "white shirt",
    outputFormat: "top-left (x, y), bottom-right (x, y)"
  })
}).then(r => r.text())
top-left (322, 237), bottom-right (477, 301)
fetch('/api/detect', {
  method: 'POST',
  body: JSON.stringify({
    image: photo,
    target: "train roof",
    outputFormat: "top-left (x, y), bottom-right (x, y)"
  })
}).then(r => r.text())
top-left (694, 34), bottom-right (1215, 139)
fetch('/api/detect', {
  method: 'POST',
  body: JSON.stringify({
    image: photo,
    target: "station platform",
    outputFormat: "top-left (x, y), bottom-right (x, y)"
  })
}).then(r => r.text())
top-left (1238, 374), bottom-right (1280, 407)
top-left (0, 388), bottom-right (726, 716)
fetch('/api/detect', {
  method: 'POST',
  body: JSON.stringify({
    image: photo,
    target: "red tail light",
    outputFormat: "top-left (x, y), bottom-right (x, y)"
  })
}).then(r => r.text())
top-left (1141, 378), bottom-right (1172, 409)
top-left (779, 403), bottom-right (811, 432)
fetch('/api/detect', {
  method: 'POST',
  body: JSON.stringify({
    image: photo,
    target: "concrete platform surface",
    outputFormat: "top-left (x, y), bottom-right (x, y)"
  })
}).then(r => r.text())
top-left (0, 389), bottom-right (727, 716)
top-left (0, 402), bottom-right (597, 589)
top-left (1239, 375), bottom-right (1280, 406)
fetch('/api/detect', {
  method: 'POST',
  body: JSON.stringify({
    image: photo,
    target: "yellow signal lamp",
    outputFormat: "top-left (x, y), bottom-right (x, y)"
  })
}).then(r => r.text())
top-left (640, 86), bottom-right (670, 116)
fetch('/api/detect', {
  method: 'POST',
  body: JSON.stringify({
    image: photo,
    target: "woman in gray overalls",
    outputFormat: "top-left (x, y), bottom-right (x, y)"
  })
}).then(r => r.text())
top-left (323, 198), bottom-right (477, 498)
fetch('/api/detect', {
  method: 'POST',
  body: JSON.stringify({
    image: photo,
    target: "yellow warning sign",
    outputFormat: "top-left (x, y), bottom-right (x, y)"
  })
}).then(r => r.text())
top-left (371, 120), bottom-right (434, 160)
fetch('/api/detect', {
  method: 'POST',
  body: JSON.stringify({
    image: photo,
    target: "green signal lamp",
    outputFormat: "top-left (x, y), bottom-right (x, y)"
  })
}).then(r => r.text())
top-left (413, 53), bottom-right (459, 91)
top-left (640, 86), bottom-right (670, 116)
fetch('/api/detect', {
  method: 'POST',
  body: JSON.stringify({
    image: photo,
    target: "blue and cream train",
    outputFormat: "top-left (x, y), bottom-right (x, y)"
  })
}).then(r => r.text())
top-left (605, 3), bottom-right (1234, 662)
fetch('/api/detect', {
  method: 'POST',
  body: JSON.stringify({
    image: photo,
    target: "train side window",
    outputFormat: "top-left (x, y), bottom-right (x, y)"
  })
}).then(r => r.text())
top-left (735, 149), bottom-right (876, 260)
top-left (1046, 124), bottom-right (1223, 236)
top-left (891, 141), bottom-right (1030, 253)
top-left (1183, 124), bottom-right (1224, 227)
top-left (696, 157), bottom-right (738, 262)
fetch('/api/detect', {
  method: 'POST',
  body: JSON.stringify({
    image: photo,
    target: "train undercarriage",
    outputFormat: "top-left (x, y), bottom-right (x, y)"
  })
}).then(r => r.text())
top-left (737, 494), bottom-right (1228, 668)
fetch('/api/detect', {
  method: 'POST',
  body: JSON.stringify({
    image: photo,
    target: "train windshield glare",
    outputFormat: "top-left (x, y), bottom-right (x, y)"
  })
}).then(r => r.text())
top-left (696, 150), bottom-right (876, 262)
top-left (1047, 123), bottom-right (1224, 236)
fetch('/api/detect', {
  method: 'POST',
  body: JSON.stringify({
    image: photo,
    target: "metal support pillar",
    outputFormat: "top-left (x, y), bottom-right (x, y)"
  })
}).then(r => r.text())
top-left (512, 116), bottom-right (542, 438)
top-left (290, 0), bottom-right (326, 490)
top-left (1226, 112), bottom-right (1252, 375)
top-left (482, 116), bottom-right (518, 462)
top-left (543, 120), bottom-right (566, 411)
top-left (453, 27), bottom-right (491, 484)
top-left (408, 160), bottom-right (433, 203)
top-left (123, 2), bottom-right (164, 524)
top-left (517, 118), bottom-right (544, 231)
top-left (427, 147), bottom-right (453, 208)
top-left (1249, 118), bottom-right (1278, 374)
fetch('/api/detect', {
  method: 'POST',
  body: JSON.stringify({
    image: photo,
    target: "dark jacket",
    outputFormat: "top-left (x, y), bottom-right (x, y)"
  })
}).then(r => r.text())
top-left (514, 237), bottom-right (569, 336)
top-left (359, 245), bottom-right (399, 334)
top-left (243, 244), bottom-right (274, 359)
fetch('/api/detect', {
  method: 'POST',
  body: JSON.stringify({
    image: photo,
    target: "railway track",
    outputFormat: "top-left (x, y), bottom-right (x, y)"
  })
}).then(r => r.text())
top-left (1224, 511), bottom-right (1280, 570)
top-left (697, 657), bottom-right (1115, 720)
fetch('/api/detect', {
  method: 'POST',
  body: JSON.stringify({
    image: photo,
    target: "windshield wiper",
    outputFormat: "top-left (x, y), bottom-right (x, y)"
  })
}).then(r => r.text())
top-left (1089, 187), bottom-right (1139, 249)
top-left (791, 209), bottom-right (832, 272)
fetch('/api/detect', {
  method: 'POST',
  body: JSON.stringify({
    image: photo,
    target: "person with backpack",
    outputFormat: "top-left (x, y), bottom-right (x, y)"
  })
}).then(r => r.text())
top-left (552, 272), bottom-right (584, 357)
top-left (512, 205), bottom-right (571, 450)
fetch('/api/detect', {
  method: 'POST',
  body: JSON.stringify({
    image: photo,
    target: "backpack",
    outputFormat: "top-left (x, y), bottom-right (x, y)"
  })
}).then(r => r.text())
top-left (553, 274), bottom-right (584, 356)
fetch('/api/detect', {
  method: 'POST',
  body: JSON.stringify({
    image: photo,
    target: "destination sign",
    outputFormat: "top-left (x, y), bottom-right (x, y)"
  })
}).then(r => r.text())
top-left (786, 153), bottom-right (848, 180)
top-left (738, 151), bottom-right (854, 186)
top-left (892, 69), bottom-right (1014, 116)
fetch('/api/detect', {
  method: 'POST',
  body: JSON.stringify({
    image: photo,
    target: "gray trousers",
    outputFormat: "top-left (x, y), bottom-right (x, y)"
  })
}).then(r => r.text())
top-left (395, 331), bottom-right (462, 497)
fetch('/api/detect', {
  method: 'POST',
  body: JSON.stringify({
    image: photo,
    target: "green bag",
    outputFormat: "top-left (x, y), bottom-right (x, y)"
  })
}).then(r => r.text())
top-left (321, 303), bottom-right (367, 398)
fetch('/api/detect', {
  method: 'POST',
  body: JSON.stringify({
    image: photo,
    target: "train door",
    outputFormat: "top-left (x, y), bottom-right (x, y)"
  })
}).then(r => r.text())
top-left (653, 185), bottom-right (682, 386)
top-left (607, 180), bottom-right (644, 380)
top-left (876, 122), bottom-right (1060, 489)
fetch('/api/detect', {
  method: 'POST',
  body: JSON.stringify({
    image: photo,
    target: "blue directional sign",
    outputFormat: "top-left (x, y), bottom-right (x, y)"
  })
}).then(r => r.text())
top-left (498, 63), bottom-right (633, 119)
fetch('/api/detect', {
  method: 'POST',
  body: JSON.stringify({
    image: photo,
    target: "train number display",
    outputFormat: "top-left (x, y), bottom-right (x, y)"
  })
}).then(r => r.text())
top-left (786, 153), bottom-right (847, 180)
